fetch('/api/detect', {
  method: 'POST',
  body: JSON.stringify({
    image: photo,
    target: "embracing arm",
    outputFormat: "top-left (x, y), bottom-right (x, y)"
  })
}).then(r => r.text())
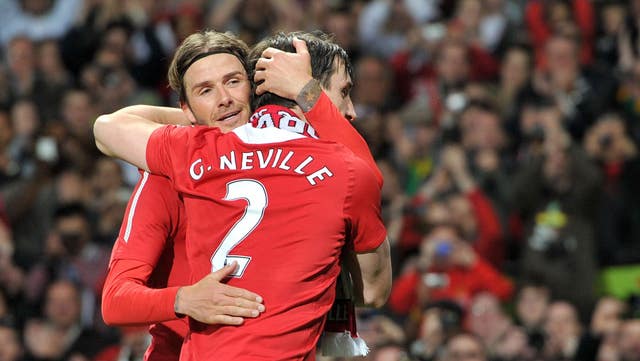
top-left (350, 238), bottom-right (392, 308)
top-left (94, 107), bottom-right (172, 170)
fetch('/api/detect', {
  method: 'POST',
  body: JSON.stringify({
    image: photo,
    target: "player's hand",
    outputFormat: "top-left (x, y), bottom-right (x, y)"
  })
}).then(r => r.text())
top-left (254, 37), bottom-right (314, 100)
top-left (174, 262), bottom-right (265, 325)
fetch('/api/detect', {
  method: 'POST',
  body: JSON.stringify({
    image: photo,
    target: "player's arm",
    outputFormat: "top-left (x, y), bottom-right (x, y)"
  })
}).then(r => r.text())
top-left (345, 159), bottom-right (392, 308)
top-left (254, 38), bottom-right (383, 186)
top-left (94, 109), bottom-right (164, 171)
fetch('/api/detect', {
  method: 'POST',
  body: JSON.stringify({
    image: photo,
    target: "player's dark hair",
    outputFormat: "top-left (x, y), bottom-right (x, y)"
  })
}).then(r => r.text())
top-left (168, 30), bottom-right (250, 104)
top-left (249, 31), bottom-right (353, 110)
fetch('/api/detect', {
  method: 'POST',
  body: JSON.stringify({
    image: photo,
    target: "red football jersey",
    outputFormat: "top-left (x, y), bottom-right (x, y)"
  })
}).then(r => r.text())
top-left (106, 171), bottom-right (188, 361)
top-left (146, 110), bottom-right (386, 360)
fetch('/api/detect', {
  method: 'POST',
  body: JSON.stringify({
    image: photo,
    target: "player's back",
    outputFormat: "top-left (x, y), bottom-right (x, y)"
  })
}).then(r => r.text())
top-left (149, 124), bottom-right (383, 360)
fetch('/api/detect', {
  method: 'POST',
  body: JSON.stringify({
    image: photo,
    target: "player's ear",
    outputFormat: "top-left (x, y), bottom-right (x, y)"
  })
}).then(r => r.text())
top-left (180, 101), bottom-right (197, 125)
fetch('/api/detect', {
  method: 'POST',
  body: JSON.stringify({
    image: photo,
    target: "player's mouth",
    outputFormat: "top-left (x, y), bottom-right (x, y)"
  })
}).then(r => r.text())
top-left (217, 111), bottom-right (241, 122)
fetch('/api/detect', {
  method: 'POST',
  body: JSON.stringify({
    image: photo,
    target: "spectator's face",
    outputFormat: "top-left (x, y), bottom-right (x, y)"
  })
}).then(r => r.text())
top-left (181, 53), bottom-right (251, 133)
top-left (92, 157), bottom-right (123, 193)
top-left (10, 100), bottom-right (39, 138)
top-left (447, 334), bottom-right (487, 361)
top-left (544, 302), bottom-right (581, 344)
top-left (38, 41), bottom-right (63, 75)
top-left (55, 171), bottom-right (88, 204)
top-left (619, 320), bottom-right (640, 361)
top-left (322, 58), bottom-right (356, 121)
top-left (0, 326), bottom-right (22, 361)
top-left (353, 57), bottom-right (389, 110)
top-left (501, 49), bottom-right (530, 89)
top-left (324, 12), bottom-right (355, 51)
top-left (55, 214), bottom-right (91, 256)
top-left (460, 108), bottom-right (504, 151)
top-left (62, 91), bottom-right (94, 137)
top-left (7, 37), bottom-right (35, 75)
top-left (591, 297), bottom-right (625, 337)
top-left (0, 112), bottom-right (11, 149)
top-left (516, 286), bottom-right (549, 328)
top-left (437, 44), bottom-right (469, 87)
top-left (469, 293), bottom-right (505, 336)
top-left (545, 37), bottom-right (578, 74)
top-left (45, 282), bottom-right (81, 329)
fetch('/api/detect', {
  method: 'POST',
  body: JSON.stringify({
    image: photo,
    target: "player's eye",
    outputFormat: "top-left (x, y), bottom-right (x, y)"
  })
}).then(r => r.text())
top-left (198, 88), bottom-right (211, 96)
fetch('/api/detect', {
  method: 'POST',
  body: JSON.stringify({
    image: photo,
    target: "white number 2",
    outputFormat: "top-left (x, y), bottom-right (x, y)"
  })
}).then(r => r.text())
top-left (210, 179), bottom-right (268, 277)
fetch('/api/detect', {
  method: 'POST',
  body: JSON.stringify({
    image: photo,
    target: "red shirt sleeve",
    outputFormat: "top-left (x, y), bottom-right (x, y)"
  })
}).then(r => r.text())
top-left (101, 258), bottom-right (180, 325)
top-left (304, 92), bottom-right (383, 188)
top-left (110, 171), bottom-right (180, 266)
top-left (344, 154), bottom-right (387, 253)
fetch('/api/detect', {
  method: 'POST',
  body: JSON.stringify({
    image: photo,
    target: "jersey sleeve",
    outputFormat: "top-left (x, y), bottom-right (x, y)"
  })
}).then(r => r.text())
top-left (110, 171), bottom-right (180, 266)
top-left (102, 258), bottom-right (180, 325)
top-left (343, 155), bottom-right (387, 253)
top-left (146, 125), bottom-right (192, 183)
top-left (305, 92), bottom-right (383, 188)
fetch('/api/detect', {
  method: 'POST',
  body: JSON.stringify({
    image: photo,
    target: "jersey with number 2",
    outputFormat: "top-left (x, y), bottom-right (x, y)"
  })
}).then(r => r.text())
top-left (146, 123), bottom-right (386, 360)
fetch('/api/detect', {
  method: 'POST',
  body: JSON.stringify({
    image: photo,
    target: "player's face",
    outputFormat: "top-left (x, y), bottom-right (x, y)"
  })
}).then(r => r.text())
top-left (322, 58), bottom-right (356, 122)
top-left (182, 53), bottom-right (251, 133)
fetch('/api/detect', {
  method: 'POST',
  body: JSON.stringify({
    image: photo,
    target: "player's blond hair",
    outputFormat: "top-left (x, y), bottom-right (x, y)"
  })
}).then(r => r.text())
top-left (168, 30), bottom-right (249, 103)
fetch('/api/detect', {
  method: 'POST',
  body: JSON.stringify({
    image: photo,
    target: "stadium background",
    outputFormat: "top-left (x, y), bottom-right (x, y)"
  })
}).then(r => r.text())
top-left (1, 0), bottom-right (640, 360)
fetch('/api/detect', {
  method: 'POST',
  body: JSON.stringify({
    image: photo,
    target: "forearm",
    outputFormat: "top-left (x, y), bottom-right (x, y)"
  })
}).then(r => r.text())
top-left (94, 110), bottom-right (161, 170)
top-left (118, 105), bottom-right (190, 126)
top-left (354, 238), bottom-right (392, 308)
top-left (102, 259), bottom-right (180, 326)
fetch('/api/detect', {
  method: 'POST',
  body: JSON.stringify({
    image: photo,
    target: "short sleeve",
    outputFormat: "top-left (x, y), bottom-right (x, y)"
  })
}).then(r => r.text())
top-left (146, 125), bottom-right (191, 181)
top-left (344, 156), bottom-right (387, 253)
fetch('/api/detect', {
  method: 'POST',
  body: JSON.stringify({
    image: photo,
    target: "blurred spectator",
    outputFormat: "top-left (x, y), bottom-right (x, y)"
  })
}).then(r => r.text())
top-left (0, 318), bottom-right (23, 361)
top-left (358, 0), bottom-right (436, 59)
top-left (442, 332), bottom-right (487, 361)
top-left (575, 296), bottom-right (628, 361)
top-left (531, 33), bottom-right (617, 140)
top-left (542, 301), bottom-right (582, 360)
top-left (617, 319), bottom-right (640, 361)
top-left (208, 0), bottom-right (303, 46)
top-left (525, 0), bottom-right (595, 67)
top-left (0, 0), bottom-right (82, 46)
top-left (514, 279), bottom-right (550, 352)
top-left (594, 1), bottom-right (627, 69)
top-left (94, 327), bottom-right (150, 361)
top-left (24, 279), bottom-right (112, 361)
top-left (510, 106), bottom-right (600, 317)
top-left (388, 223), bottom-right (513, 316)
top-left (35, 39), bottom-right (72, 121)
top-left (408, 301), bottom-right (463, 360)
top-left (24, 203), bottom-right (109, 316)
top-left (493, 44), bottom-right (533, 122)
top-left (583, 113), bottom-right (640, 266)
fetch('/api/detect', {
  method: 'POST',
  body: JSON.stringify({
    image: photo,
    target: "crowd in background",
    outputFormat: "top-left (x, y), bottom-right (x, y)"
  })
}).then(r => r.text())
top-left (1, 0), bottom-right (640, 360)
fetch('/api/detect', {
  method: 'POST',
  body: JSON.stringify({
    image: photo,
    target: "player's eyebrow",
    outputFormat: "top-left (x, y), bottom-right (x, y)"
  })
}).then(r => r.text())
top-left (190, 71), bottom-right (246, 91)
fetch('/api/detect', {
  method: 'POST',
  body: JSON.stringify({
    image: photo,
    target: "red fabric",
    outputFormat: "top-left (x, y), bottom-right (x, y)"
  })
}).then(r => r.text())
top-left (525, 0), bottom-right (595, 68)
top-left (146, 120), bottom-right (386, 360)
top-left (388, 258), bottom-right (514, 316)
top-left (304, 92), bottom-right (383, 188)
top-left (466, 189), bottom-right (504, 268)
top-left (102, 171), bottom-right (189, 360)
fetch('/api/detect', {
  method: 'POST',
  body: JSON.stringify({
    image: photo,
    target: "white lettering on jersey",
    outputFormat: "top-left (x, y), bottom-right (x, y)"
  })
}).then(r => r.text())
top-left (306, 167), bottom-right (333, 185)
top-left (220, 151), bottom-right (236, 170)
top-left (278, 151), bottom-right (294, 170)
top-left (294, 156), bottom-right (314, 174)
top-left (190, 158), bottom-right (204, 180)
top-left (250, 108), bottom-right (276, 128)
top-left (241, 152), bottom-right (254, 170)
top-left (256, 149), bottom-right (274, 168)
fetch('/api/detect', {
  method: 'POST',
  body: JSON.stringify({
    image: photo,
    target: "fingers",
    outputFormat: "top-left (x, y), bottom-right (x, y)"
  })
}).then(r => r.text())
top-left (292, 37), bottom-right (309, 56)
top-left (211, 261), bottom-right (238, 280)
top-left (261, 47), bottom-right (284, 59)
